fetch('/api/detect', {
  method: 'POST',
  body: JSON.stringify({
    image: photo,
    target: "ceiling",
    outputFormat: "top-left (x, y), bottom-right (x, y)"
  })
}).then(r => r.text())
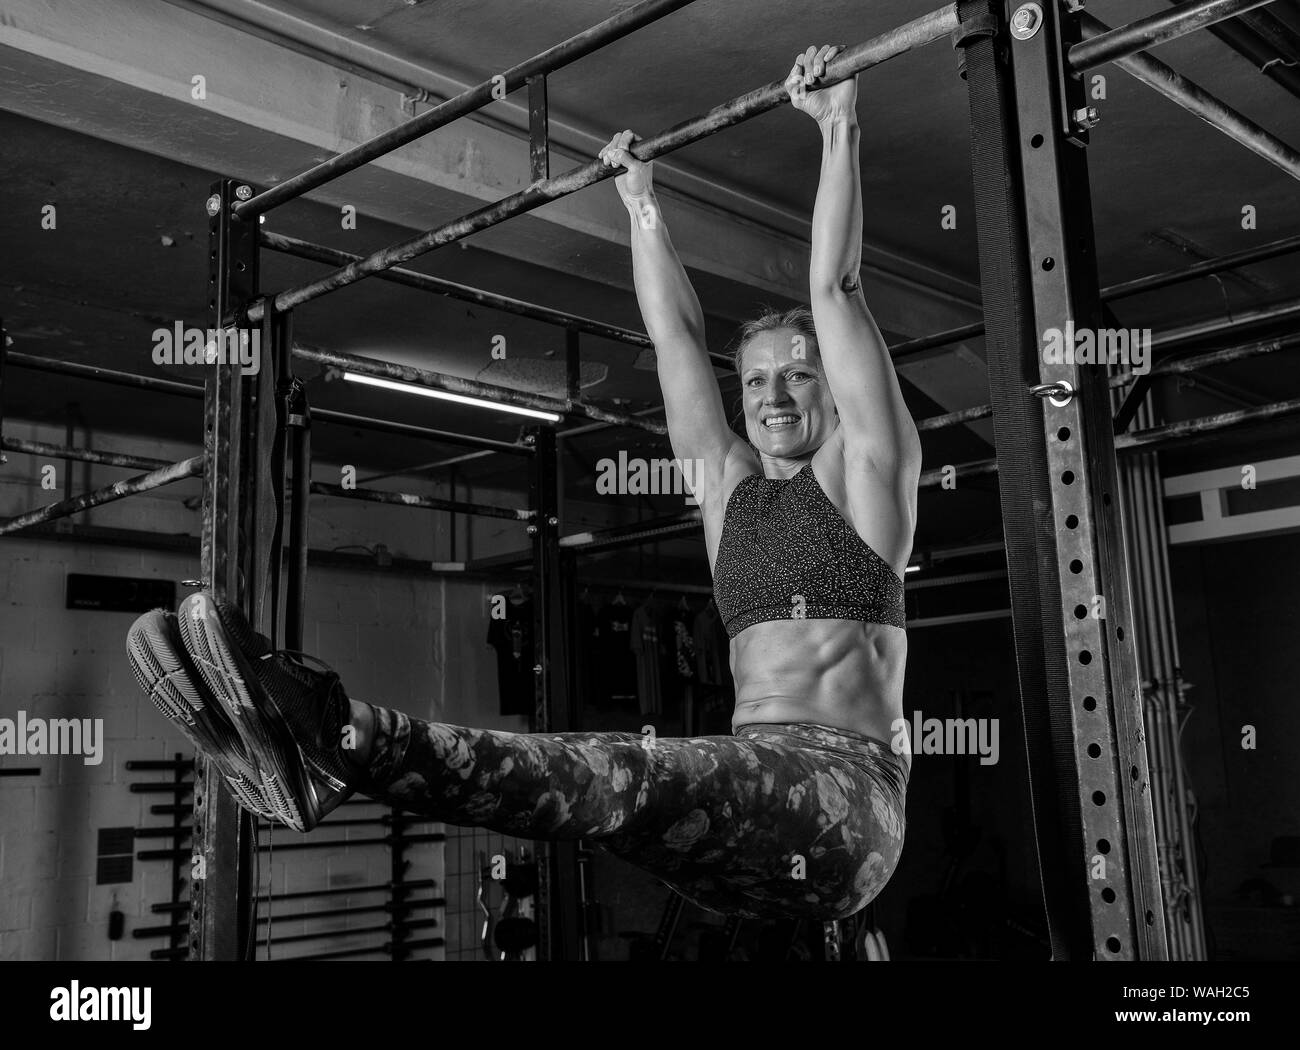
top-left (2, 0), bottom-right (1299, 567)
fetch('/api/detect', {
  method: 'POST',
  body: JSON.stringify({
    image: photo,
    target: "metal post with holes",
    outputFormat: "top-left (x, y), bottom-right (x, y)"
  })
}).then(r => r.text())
top-left (526, 425), bottom-right (581, 960)
top-left (992, 0), bottom-right (1165, 957)
top-left (190, 179), bottom-right (261, 961)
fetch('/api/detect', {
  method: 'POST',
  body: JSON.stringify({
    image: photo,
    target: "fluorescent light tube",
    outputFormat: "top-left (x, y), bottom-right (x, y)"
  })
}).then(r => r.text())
top-left (343, 372), bottom-right (562, 422)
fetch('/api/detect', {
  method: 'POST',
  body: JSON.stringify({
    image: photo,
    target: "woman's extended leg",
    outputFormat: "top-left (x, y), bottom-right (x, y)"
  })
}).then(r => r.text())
top-left (354, 706), bottom-right (908, 920)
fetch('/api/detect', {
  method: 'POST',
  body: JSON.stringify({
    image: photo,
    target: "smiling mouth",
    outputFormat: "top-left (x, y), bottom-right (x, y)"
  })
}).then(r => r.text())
top-left (762, 414), bottom-right (800, 430)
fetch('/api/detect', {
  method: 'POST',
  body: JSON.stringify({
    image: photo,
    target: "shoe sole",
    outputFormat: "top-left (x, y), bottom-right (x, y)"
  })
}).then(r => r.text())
top-left (177, 593), bottom-right (318, 831)
top-left (126, 610), bottom-right (275, 820)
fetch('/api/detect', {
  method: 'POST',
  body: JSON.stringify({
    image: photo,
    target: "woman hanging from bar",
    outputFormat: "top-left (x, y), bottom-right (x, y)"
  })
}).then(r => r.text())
top-left (126, 44), bottom-right (921, 922)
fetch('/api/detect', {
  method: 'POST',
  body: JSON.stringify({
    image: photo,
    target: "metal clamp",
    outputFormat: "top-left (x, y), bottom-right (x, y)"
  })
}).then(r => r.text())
top-left (1030, 380), bottom-right (1075, 408)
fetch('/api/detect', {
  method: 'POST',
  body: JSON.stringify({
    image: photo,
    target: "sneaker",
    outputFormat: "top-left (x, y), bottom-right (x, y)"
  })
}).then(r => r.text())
top-left (126, 609), bottom-right (276, 820)
top-left (176, 591), bottom-right (356, 832)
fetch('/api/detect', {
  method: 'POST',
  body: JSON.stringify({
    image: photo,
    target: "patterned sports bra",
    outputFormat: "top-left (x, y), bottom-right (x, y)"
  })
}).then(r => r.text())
top-left (711, 463), bottom-right (906, 640)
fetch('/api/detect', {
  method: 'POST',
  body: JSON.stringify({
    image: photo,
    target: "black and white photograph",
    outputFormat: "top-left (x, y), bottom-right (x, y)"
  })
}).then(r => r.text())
top-left (1, 0), bottom-right (1298, 1027)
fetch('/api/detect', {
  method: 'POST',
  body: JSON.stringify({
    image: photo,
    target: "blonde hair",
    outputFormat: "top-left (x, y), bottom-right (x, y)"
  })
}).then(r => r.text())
top-left (730, 305), bottom-right (820, 375)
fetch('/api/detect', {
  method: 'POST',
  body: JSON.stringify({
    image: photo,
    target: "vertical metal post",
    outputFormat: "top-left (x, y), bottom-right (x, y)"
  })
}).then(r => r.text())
top-left (1114, 386), bottom-right (1206, 959)
top-left (527, 425), bottom-right (580, 959)
top-left (528, 74), bottom-right (550, 182)
top-left (190, 178), bottom-right (260, 961)
top-left (1004, 1), bottom-right (1167, 958)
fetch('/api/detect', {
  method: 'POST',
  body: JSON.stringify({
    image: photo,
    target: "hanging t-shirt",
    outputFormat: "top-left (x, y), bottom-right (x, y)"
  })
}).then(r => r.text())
top-left (595, 601), bottom-right (638, 706)
top-left (487, 596), bottom-right (534, 717)
top-left (631, 601), bottom-right (665, 717)
top-left (693, 599), bottom-right (730, 687)
top-left (573, 597), bottom-right (599, 722)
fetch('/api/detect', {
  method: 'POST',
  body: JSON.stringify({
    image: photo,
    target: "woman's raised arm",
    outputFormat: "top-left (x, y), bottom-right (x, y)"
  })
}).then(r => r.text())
top-left (787, 47), bottom-right (921, 476)
top-left (600, 131), bottom-right (743, 494)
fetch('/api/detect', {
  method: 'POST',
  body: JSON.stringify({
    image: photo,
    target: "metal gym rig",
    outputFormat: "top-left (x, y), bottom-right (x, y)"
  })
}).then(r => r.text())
top-left (3, 0), bottom-right (1299, 960)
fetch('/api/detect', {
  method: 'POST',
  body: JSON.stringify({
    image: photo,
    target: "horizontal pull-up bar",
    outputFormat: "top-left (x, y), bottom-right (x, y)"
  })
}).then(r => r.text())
top-left (233, 0), bottom-right (699, 218)
top-left (1078, 10), bottom-right (1300, 182)
top-left (292, 344), bottom-right (669, 434)
top-left (309, 480), bottom-right (529, 522)
top-left (261, 230), bottom-right (736, 374)
top-left (0, 455), bottom-right (205, 537)
top-left (1068, 0), bottom-right (1276, 73)
top-left (248, 4), bottom-right (961, 321)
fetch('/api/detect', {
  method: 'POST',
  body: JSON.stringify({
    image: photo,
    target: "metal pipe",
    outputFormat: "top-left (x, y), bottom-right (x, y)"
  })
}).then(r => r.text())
top-left (890, 320), bottom-right (985, 359)
top-left (1116, 402), bottom-right (1178, 951)
top-left (0, 455), bottom-right (205, 537)
top-left (1111, 330), bottom-right (1300, 387)
top-left (1069, 0), bottom-right (1276, 71)
top-left (259, 231), bottom-right (721, 365)
top-left (5, 352), bottom-right (535, 455)
top-left (561, 509), bottom-right (703, 555)
top-left (292, 344), bottom-right (668, 434)
top-left (233, 0), bottom-right (700, 218)
top-left (557, 405), bottom-right (668, 440)
top-left (1151, 295), bottom-right (1300, 350)
top-left (1141, 401), bottom-right (1206, 958)
top-left (1133, 444), bottom-right (1190, 959)
top-left (1125, 389), bottom-right (1204, 957)
top-left (915, 403), bottom-right (993, 432)
top-left (1102, 233), bottom-right (1300, 301)
top-left (309, 480), bottom-right (529, 521)
top-left (1078, 11), bottom-right (1300, 182)
top-left (6, 352), bottom-right (205, 398)
top-left (250, 5), bottom-right (962, 319)
top-left (0, 437), bottom-right (170, 472)
top-left (359, 449), bottom-right (495, 484)
top-left (1115, 396), bottom-right (1300, 451)
top-left (314, 406), bottom-right (535, 454)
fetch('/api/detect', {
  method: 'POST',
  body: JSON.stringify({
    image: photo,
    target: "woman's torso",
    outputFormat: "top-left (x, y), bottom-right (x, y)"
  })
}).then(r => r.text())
top-left (700, 434), bottom-right (912, 757)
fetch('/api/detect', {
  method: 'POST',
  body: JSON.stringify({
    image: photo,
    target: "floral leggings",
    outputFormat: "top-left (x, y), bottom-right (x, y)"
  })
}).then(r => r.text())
top-left (355, 710), bottom-right (909, 921)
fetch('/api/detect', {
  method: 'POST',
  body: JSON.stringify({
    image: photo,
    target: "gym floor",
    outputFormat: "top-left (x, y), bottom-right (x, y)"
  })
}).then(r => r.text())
top-left (1, 0), bottom-right (1299, 973)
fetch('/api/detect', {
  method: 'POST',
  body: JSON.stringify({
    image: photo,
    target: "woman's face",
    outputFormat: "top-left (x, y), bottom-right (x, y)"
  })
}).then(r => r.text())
top-left (738, 327), bottom-right (837, 459)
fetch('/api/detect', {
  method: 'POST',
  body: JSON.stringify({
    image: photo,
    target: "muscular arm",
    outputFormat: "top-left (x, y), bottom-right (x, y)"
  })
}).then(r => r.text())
top-left (809, 114), bottom-right (920, 476)
top-left (624, 192), bottom-right (734, 469)
top-left (598, 129), bottom-right (743, 500)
